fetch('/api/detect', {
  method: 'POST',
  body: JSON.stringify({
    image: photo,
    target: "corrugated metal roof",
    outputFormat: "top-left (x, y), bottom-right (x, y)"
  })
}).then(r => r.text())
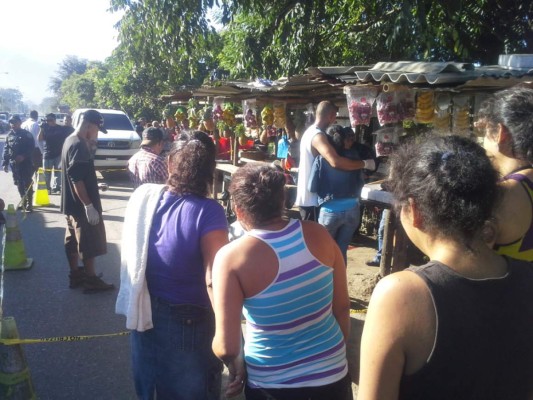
top-left (162, 60), bottom-right (533, 101)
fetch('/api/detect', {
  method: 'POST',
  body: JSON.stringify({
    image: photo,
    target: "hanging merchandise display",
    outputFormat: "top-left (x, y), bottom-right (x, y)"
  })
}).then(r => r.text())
top-left (415, 90), bottom-right (435, 124)
top-left (273, 101), bottom-right (287, 129)
top-left (174, 105), bottom-right (187, 123)
top-left (374, 126), bottom-right (400, 157)
top-left (222, 103), bottom-right (237, 127)
top-left (242, 99), bottom-right (259, 129)
top-left (162, 105), bottom-right (176, 129)
top-left (213, 97), bottom-right (225, 124)
top-left (201, 104), bottom-right (215, 132)
top-left (187, 98), bottom-right (200, 129)
top-left (344, 85), bottom-right (379, 127)
top-left (452, 95), bottom-right (472, 136)
top-left (433, 93), bottom-right (452, 132)
top-left (376, 90), bottom-right (400, 126)
top-left (261, 104), bottom-right (274, 127)
top-left (397, 88), bottom-right (416, 121)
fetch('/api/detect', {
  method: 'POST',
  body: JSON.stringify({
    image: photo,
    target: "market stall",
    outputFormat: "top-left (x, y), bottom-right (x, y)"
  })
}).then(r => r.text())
top-left (161, 56), bottom-right (533, 274)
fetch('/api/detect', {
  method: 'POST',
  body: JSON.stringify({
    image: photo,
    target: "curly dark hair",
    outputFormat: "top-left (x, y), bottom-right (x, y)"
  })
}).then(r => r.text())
top-left (477, 87), bottom-right (533, 163)
top-left (387, 135), bottom-right (500, 246)
top-left (167, 130), bottom-right (216, 197)
top-left (229, 164), bottom-right (286, 226)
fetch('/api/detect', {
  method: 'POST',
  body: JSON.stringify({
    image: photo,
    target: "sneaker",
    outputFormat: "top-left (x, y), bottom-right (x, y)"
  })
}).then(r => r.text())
top-left (69, 267), bottom-right (87, 288)
top-left (365, 259), bottom-right (380, 267)
top-left (83, 275), bottom-right (115, 294)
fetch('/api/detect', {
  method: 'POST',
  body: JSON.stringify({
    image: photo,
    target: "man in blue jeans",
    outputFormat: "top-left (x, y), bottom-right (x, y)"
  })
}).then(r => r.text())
top-left (366, 209), bottom-right (389, 266)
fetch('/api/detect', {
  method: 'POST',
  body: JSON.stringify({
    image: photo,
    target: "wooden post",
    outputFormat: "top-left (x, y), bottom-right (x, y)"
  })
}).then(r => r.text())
top-left (379, 209), bottom-right (395, 277)
top-left (232, 135), bottom-right (239, 166)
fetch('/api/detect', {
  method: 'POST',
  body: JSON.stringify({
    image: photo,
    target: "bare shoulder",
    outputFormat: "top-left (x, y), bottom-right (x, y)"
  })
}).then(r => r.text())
top-left (369, 270), bottom-right (432, 320)
top-left (301, 220), bottom-right (339, 265)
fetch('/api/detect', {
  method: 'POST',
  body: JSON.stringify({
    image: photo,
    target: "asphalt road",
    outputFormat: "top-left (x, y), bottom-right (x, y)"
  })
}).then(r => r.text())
top-left (1, 140), bottom-right (137, 399)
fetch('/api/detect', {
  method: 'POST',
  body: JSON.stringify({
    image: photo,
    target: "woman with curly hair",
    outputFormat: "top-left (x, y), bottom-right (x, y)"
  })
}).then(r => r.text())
top-left (476, 86), bottom-right (533, 261)
top-left (212, 163), bottom-right (352, 400)
top-left (116, 131), bottom-right (229, 399)
top-left (358, 135), bottom-right (533, 400)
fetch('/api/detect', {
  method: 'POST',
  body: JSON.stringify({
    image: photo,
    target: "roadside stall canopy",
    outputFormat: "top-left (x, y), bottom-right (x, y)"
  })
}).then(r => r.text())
top-left (162, 57), bottom-right (533, 103)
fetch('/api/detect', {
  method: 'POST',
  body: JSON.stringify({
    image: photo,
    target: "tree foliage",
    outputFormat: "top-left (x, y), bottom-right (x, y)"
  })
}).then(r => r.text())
top-left (49, 55), bottom-right (89, 96)
top-left (218, 0), bottom-right (532, 78)
top-left (48, 0), bottom-right (531, 119)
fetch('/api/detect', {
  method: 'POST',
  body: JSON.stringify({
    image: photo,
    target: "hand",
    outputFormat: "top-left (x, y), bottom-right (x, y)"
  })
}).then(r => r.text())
top-left (225, 355), bottom-right (246, 398)
top-left (3, 166), bottom-right (8, 173)
top-left (84, 203), bottom-right (100, 225)
top-left (363, 159), bottom-right (376, 171)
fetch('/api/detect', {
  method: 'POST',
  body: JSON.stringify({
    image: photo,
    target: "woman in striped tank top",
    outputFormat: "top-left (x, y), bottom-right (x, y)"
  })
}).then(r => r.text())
top-left (212, 163), bottom-right (353, 400)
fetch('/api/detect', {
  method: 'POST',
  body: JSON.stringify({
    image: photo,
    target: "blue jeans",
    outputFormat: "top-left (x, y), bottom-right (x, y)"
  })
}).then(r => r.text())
top-left (131, 298), bottom-right (222, 400)
top-left (43, 156), bottom-right (61, 191)
top-left (318, 205), bottom-right (360, 264)
top-left (373, 209), bottom-right (389, 263)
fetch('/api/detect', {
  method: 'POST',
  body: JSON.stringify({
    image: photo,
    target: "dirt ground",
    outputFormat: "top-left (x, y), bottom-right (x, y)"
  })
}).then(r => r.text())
top-left (345, 233), bottom-right (382, 399)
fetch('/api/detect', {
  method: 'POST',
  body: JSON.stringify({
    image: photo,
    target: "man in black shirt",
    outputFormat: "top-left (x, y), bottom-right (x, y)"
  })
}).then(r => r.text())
top-left (61, 109), bottom-right (114, 293)
top-left (1, 115), bottom-right (35, 212)
top-left (38, 113), bottom-right (69, 194)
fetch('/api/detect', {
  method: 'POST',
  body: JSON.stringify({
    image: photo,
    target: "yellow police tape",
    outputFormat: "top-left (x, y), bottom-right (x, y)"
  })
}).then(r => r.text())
top-left (0, 331), bottom-right (130, 346)
top-left (0, 309), bottom-right (368, 346)
top-left (39, 167), bottom-right (127, 172)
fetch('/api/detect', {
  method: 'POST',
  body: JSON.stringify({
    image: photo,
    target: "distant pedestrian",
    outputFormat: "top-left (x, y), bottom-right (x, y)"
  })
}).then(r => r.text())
top-left (1, 115), bottom-right (35, 212)
top-left (21, 110), bottom-right (43, 173)
top-left (60, 109), bottom-right (114, 293)
top-left (38, 113), bottom-right (69, 194)
top-left (127, 127), bottom-right (168, 189)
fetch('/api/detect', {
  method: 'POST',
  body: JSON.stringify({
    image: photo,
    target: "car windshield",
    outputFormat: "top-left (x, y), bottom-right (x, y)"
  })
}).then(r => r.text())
top-left (101, 113), bottom-right (134, 130)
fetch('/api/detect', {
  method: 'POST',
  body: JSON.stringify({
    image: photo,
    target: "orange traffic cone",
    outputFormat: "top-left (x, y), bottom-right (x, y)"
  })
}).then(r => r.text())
top-left (0, 317), bottom-right (36, 399)
top-left (2, 205), bottom-right (33, 270)
top-left (33, 168), bottom-right (51, 207)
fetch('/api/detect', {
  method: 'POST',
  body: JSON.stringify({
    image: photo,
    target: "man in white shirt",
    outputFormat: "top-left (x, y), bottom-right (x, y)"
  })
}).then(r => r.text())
top-left (294, 100), bottom-right (375, 221)
top-left (21, 110), bottom-right (42, 173)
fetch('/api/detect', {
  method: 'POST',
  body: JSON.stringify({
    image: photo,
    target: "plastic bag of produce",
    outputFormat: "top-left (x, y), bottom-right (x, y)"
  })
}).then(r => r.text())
top-left (344, 85), bottom-right (378, 127)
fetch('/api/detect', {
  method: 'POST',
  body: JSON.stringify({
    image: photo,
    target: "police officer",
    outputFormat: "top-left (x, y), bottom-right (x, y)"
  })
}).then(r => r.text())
top-left (1, 115), bottom-right (35, 212)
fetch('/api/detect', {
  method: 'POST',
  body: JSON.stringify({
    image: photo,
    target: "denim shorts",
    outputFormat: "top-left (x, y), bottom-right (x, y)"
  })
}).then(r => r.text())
top-left (131, 298), bottom-right (222, 400)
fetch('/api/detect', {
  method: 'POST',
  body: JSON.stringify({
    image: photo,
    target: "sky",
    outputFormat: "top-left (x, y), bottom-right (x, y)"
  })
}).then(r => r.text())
top-left (0, 0), bottom-right (122, 105)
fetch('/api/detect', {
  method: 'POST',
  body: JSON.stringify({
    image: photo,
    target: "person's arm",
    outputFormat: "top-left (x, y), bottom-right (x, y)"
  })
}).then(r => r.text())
top-left (37, 126), bottom-right (44, 142)
top-left (358, 271), bottom-right (434, 400)
top-left (212, 244), bottom-right (246, 398)
top-left (330, 238), bottom-right (351, 341)
top-left (201, 229), bottom-right (229, 306)
top-left (72, 180), bottom-right (92, 206)
top-left (312, 132), bottom-right (372, 171)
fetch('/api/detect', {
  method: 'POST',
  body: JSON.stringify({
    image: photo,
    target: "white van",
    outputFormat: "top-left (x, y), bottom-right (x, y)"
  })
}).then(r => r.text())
top-left (71, 108), bottom-right (141, 169)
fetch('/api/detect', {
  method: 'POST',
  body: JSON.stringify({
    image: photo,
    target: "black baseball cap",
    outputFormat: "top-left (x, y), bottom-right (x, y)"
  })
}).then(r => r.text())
top-left (8, 115), bottom-right (21, 123)
top-left (82, 110), bottom-right (107, 133)
top-left (142, 127), bottom-right (164, 146)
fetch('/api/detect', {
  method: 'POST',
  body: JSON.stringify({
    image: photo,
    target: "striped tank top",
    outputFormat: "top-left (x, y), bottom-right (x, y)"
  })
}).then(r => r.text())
top-left (243, 219), bottom-right (348, 389)
top-left (494, 173), bottom-right (533, 261)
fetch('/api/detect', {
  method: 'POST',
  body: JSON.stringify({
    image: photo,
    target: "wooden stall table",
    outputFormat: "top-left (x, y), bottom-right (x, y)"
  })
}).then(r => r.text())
top-left (360, 182), bottom-right (410, 277)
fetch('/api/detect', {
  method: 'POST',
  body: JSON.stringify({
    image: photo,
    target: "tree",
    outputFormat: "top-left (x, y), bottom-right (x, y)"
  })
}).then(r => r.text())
top-left (0, 88), bottom-right (25, 112)
top-left (217, 0), bottom-right (532, 78)
top-left (49, 55), bottom-right (89, 96)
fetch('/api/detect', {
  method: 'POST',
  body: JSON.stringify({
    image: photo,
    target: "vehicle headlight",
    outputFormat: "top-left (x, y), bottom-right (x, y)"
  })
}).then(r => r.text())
top-left (131, 138), bottom-right (141, 149)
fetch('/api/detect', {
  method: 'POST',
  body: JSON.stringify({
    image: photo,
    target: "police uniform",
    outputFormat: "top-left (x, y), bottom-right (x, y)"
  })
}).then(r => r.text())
top-left (2, 127), bottom-right (35, 209)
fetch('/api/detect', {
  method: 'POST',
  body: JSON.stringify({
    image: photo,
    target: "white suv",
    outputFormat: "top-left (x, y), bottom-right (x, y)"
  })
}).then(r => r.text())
top-left (71, 109), bottom-right (141, 170)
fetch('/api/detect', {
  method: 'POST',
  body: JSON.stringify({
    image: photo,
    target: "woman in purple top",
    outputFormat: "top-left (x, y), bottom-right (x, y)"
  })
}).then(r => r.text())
top-left (127, 131), bottom-right (229, 399)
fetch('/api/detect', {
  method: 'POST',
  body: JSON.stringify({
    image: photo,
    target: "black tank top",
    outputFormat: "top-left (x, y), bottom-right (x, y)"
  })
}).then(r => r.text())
top-left (400, 259), bottom-right (533, 400)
